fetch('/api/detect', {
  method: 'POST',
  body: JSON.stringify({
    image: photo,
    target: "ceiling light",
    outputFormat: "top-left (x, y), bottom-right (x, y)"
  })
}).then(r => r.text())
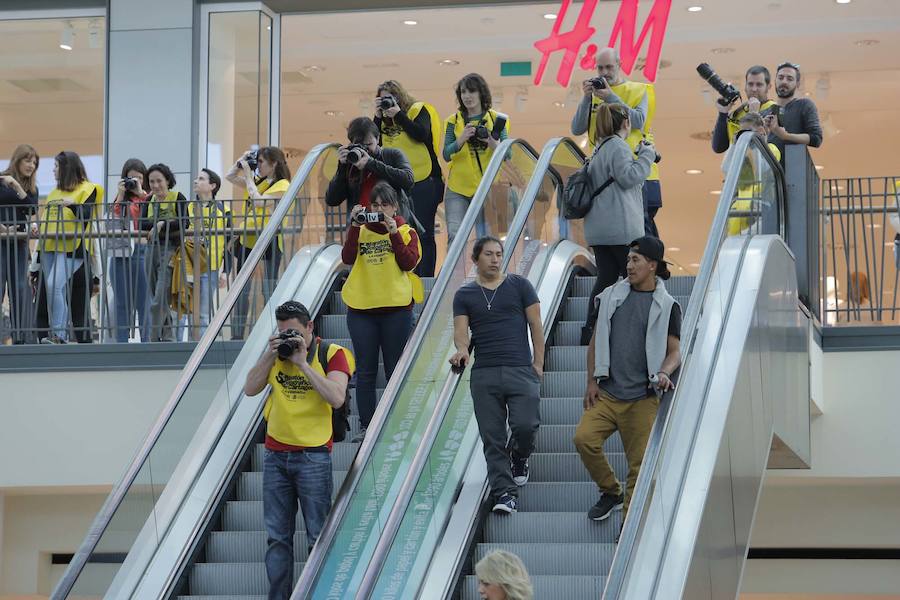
top-left (324, 110), bottom-right (344, 117)
top-left (710, 190), bottom-right (721, 195)
top-left (403, 19), bottom-right (418, 25)
top-left (579, 138), bottom-right (589, 149)
top-left (438, 59), bottom-right (459, 66)
top-left (301, 65), bottom-right (325, 72)
top-left (690, 262), bottom-right (701, 268)
top-left (685, 169), bottom-right (703, 175)
top-left (687, 6), bottom-right (703, 12)
top-left (553, 101), bottom-right (566, 108)
top-left (60, 21), bottom-right (74, 50)
top-left (543, 13), bottom-right (557, 19)
top-left (669, 247), bottom-right (681, 252)
top-left (870, 223), bottom-right (882, 229)
top-left (855, 39), bottom-right (879, 46)
top-left (815, 165), bottom-right (825, 171)
top-left (710, 47), bottom-right (734, 54)
top-left (835, 0), bottom-right (851, 4)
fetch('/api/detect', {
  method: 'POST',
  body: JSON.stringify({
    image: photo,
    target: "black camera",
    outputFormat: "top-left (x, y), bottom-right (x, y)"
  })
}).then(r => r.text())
top-left (346, 143), bottom-right (367, 165)
top-left (639, 139), bottom-right (662, 164)
top-left (696, 63), bottom-right (741, 106)
top-left (474, 123), bottom-right (490, 140)
top-left (589, 76), bottom-right (608, 90)
top-left (353, 210), bottom-right (385, 226)
top-left (769, 104), bottom-right (784, 127)
top-left (123, 178), bottom-right (140, 192)
top-left (276, 328), bottom-right (301, 360)
top-left (378, 96), bottom-right (396, 110)
top-left (246, 149), bottom-right (259, 171)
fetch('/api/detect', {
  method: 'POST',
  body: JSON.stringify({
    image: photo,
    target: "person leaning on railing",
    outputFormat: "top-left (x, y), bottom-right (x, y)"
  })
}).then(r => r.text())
top-left (0, 144), bottom-right (39, 344)
top-left (109, 158), bottom-right (151, 343)
top-left (341, 181), bottom-right (422, 442)
top-left (226, 146), bottom-right (291, 340)
top-left (36, 151), bottom-right (103, 344)
top-left (374, 79), bottom-right (443, 278)
top-left (143, 163), bottom-right (189, 342)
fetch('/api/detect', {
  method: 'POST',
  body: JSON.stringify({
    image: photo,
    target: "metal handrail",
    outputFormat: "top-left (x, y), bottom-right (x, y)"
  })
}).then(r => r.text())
top-left (603, 133), bottom-right (785, 598)
top-left (50, 142), bottom-right (339, 600)
top-left (292, 138), bottom-right (539, 599)
top-left (352, 139), bottom-right (543, 598)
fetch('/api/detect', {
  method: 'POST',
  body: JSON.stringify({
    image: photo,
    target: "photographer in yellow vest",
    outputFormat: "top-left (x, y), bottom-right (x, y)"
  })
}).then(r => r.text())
top-left (375, 80), bottom-right (442, 278)
top-left (37, 151), bottom-right (103, 344)
top-left (711, 65), bottom-right (778, 154)
top-left (226, 146), bottom-right (291, 340)
top-left (571, 47), bottom-right (661, 237)
top-left (443, 73), bottom-right (510, 245)
top-left (341, 181), bottom-right (422, 440)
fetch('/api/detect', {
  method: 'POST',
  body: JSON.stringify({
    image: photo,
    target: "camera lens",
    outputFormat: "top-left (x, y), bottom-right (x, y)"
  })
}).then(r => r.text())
top-left (474, 125), bottom-right (489, 139)
top-left (124, 178), bottom-right (138, 192)
top-left (353, 210), bottom-right (368, 225)
top-left (378, 96), bottom-right (395, 110)
top-left (347, 146), bottom-right (363, 164)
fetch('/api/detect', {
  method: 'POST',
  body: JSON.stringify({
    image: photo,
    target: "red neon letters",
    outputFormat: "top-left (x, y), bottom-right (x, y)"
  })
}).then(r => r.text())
top-left (533, 0), bottom-right (673, 87)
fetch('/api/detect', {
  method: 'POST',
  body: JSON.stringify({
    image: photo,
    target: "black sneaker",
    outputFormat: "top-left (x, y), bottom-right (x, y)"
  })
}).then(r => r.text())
top-left (492, 493), bottom-right (518, 514)
top-left (588, 492), bottom-right (624, 521)
top-left (40, 335), bottom-right (66, 345)
top-left (511, 454), bottom-right (529, 486)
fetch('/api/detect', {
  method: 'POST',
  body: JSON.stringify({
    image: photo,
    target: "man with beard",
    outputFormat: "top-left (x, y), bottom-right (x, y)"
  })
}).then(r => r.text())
top-left (764, 62), bottom-right (823, 159)
top-left (711, 65), bottom-right (777, 153)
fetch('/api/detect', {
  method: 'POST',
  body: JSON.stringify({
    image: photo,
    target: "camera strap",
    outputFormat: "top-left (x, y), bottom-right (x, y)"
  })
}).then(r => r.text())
top-left (305, 336), bottom-right (319, 366)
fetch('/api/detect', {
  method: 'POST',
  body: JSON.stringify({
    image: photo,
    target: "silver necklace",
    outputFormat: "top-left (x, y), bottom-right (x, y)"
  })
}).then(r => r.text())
top-left (478, 277), bottom-right (504, 310)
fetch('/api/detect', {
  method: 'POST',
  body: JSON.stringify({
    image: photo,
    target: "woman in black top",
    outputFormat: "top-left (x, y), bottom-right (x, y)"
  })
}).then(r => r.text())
top-left (0, 144), bottom-right (39, 344)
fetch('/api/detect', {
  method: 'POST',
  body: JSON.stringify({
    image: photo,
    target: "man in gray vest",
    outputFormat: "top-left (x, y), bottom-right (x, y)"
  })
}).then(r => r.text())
top-left (573, 236), bottom-right (682, 523)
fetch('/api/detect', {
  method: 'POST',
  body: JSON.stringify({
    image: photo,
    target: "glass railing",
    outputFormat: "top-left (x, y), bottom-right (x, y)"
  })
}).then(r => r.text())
top-left (603, 132), bottom-right (784, 597)
top-left (356, 137), bottom-right (587, 599)
top-left (52, 143), bottom-right (340, 600)
top-left (291, 139), bottom-right (541, 599)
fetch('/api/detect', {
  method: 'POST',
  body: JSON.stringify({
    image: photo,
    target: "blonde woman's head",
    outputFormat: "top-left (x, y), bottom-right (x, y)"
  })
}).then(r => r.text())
top-left (474, 550), bottom-right (533, 600)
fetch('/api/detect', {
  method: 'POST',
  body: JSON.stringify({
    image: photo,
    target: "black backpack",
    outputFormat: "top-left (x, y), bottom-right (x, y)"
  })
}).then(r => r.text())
top-left (317, 341), bottom-right (352, 443)
top-left (562, 137), bottom-right (616, 220)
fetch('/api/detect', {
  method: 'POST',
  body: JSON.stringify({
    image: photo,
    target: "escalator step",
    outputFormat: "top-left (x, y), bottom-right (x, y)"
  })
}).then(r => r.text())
top-left (562, 297), bottom-right (591, 322)
top-left (530, 452), bottom-right (626, 482)
top-left (545, 345), bottom-right (587, 371)
top-left (461, 574), bottom-right (606, 600)
top-left (541, 371), bottom-right (588, 398)
top-left (553, 321), bottom-right (585, 346)
top-left (188, 562), bottom-right (303, 595)
top-left (534, 425), bottom-right (623, 453)
top-left (539, 397), bottom-right (595, 425)
top-left (206, 530), bottom-right (309, 563)
top-left (572, 276), bottom-right (595, 298)
top-left (316, 314), bottom-right (351, 339)
top-left (251, 442), bottom-right (358, 472)
top-left (484, 512), bottom-right (622, 543)
top-left (236, 470), bottom-right (348, 503)
top-left (474, 542), bottom-right (616, 575)
top-left (516, 482), bottom-right (606, 512)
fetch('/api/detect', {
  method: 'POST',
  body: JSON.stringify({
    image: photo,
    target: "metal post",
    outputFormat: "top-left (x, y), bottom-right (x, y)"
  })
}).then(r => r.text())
top-left (784, 144), bottom-right (820, 319)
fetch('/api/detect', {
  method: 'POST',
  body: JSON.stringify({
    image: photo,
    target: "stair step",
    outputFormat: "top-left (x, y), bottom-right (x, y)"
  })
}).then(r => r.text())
top-left (534, 425), bottom-right (622, 454)
top-left (188, 562), bottom-right (303, 595)
top-left (461, 574), bottom-right (606, 600)
top-left (474, 542), bottom-right (616, 575)
top-left (206, 530), bottom-right (309, 563)
top-left (530, 452), bottom-right (626, 482)
top-left (516, 481), bottom-right (605, 512)
top-left (484, 511), bottom-right (622, 543)
top-left (236, 470), bottom-right (348, 503)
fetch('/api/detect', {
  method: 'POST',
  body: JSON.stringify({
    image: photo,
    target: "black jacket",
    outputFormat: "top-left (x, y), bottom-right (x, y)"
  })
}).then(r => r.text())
top-left (325, 147), bottom-right (414, 207)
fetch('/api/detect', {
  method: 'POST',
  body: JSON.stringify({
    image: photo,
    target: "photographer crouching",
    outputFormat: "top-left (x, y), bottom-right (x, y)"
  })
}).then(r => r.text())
top-left (325, 117), bottom-right (414, 221)
top-left (341, 181), bottom-right (422, 441)
top-left (243, 300), bottom-right (354, 600)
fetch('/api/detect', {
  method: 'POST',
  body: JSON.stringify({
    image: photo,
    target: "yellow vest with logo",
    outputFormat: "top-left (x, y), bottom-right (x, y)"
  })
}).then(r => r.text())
top-left (727, 100), bottom-right (778, 145)
top-left (40, 181), bottom-right (103, 254)
top-left (381, 101), bottom-right (441, 183)
top-left (188, 200), bottom-right (231, 272)
top-left (588, 81), bottom-right (659, 181)
top-left (446, 109), bottom-right (511, 197)
top-left (146, 190), bottom-right (182, 221)
top-left (264, 342), bottom-right (356, 447)
top-left (342, 223), bottom-right (424, 310)
top-left (240, 177), bottom-right (290, 250)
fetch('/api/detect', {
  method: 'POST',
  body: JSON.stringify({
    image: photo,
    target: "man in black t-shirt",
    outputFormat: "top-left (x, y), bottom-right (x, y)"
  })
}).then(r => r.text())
top-left (451, 236), bottom-right (544, 514)
top-left (574, 236), bottom-right (682, 524)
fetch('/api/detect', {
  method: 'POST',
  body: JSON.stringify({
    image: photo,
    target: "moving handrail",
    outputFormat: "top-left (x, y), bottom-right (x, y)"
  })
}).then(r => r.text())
top-left (52, 142), bottom-right (340, 600)
top-left (603, 132), bottom-right (786, 598)
top-left (292, 138), bottom-right (541, 599)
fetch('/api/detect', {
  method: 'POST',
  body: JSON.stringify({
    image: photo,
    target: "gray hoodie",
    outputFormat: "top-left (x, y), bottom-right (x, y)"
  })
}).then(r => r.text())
top-left (583, 135), bottom-right (654, 247)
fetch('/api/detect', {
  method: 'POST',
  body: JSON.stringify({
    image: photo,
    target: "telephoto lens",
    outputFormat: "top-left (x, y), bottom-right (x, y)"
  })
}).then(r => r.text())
top-left (276, 329), bottom-right (301, 360)
top-left (346, 144), bottom-right (365, 164)
top-left (696, 63), bottom-right (741, 105)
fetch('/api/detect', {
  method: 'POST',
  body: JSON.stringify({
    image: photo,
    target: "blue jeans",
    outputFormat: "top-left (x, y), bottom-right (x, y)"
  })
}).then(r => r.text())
top-left (346, 308), bottom-right (413, 428)
top-left (263, 448), bottom-right (333, 600)
top-left (0, 239), bottom-right (29, 343)
top-left (110, 245), bottom-right (149, 343)
top-left (443, 189), bottom-right (487, 246)
top-left (41, 252), bottom-right (84, 341)
top-left (176, 270), bottom-right (217, 340)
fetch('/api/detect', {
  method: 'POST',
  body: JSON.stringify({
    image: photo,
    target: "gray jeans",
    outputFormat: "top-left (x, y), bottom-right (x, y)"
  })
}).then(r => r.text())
top-left (444, 189), bottom-right (487, 246)
top-left (470, 364), bottom-right (542, 499)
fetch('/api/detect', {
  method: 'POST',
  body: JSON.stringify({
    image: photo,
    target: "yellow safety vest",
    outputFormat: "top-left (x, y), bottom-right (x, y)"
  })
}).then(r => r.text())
top-left (264, 342), bottom-right (356, 447)
top-left (239, 177), bottom-right (290, 249)
top-left (587, 81), bottom-right (659, 181)
top-left (188, 200), bottom-right (231, 272)
top-left (40, 181), bottom-right (103, 254)
top-left (728, 142), bottom-right (782, 235)
top-left (381, 101), bottom-right (442, 183)
top-left (727, 100), bottom-right (778, 145)
top-left (146, 190), bottom-right (183, 221)
top-left (445, 109), bottom-right (511, 197)
top-left (341, 223), bottom-right (424, 310)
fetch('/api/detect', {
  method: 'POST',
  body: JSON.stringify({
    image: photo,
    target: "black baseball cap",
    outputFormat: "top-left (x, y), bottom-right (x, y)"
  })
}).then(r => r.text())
top-left (629, 236), bottom-right (670, 265)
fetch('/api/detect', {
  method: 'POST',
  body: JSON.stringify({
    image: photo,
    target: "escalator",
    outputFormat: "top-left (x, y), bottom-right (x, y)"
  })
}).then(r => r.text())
top-left (331, 132), bottom-right (811, 600)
